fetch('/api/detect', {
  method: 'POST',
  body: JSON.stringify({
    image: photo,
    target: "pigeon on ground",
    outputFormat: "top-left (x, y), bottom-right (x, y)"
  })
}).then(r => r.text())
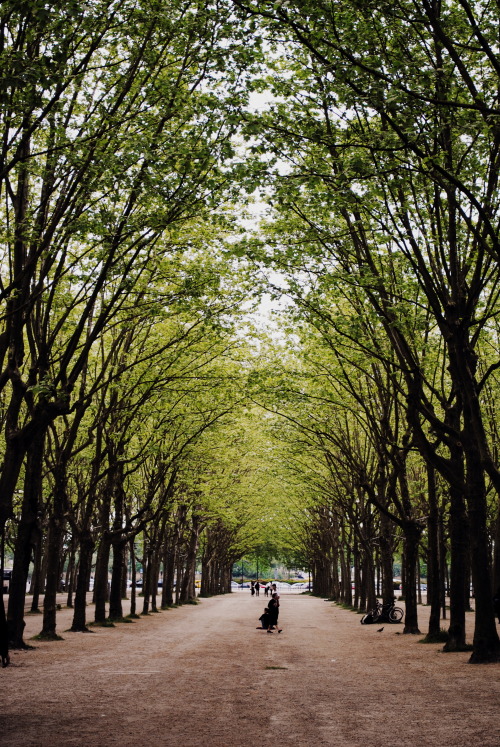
top-left (376, 627), bottom-right (384, 632)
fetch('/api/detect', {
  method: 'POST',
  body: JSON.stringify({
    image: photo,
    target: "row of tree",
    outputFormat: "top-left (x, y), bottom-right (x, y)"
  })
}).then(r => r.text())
top-left (0, 1), bottom-right (277, 647)
top-left (2, 0), bottom-right (500, 667)
top-left (232, 0), bottom-right (500, 662)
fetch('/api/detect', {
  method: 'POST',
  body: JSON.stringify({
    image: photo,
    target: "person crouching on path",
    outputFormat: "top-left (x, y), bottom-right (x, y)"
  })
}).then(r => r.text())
top-left (267, 593), bottom-right (282, 634)
top-left (257, 607), bottom-right (270, 629)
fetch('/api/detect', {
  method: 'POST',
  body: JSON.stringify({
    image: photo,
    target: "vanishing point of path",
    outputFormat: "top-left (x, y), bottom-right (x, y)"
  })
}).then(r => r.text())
top-left (1, 593), bottom-right (500, 747)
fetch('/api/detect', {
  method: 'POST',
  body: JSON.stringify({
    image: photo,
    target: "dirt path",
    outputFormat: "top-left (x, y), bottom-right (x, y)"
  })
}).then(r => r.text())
top-left (1, 593), bottom-right (499, 746)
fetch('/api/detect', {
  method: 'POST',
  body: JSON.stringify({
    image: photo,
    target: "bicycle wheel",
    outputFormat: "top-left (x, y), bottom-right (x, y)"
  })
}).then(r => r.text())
top-left (388, 606), bottom-right (404, 623)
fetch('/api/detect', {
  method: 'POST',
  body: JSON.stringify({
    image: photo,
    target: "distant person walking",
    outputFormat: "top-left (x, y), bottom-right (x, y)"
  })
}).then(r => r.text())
top-left (255, 580), bottom-right (260, 597)
top-left (264, 583), bottom-right (271, 597)
top-left (250, 581), bottom-right (255, 596)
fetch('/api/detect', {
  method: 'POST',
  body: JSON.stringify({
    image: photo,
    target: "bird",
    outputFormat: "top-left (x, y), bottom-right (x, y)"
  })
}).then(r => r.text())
top-left (376, 627), bottom-right (384, 633)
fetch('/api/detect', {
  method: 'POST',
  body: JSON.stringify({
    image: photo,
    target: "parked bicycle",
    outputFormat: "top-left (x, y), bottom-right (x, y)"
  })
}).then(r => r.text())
top-left (360, 597), bottom-right (404, 624)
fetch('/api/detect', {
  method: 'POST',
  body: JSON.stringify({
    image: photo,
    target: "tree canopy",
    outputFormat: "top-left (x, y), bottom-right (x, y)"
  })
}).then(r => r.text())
top-left (1, 0), bottom-right (499, 664)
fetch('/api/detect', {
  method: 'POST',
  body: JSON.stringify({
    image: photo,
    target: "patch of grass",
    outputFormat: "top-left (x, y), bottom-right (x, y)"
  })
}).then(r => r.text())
top-left (419, 629), bottom-right (449, 644)
top-left (126, 613), bottom-right (141, 619)
top-left (31, 632), bottom-right (64, 641)
top-left (89, 619), bottom-right (115, 628)
top-left (443, 642), bottom-right (474, 652)
top-left (65, 627), bottom-right (94, 633)
top-left (108, 617), bottom-right (134, 624)
top-left (160, 604), bottom-right (177, 610)
top-left (337, 602), bottom-right (358, 612)
top-left (265, 666), bottom-right (288, 670)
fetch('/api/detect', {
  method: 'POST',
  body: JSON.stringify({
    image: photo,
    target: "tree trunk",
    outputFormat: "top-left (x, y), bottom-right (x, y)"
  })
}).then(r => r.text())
top-left (400, 550), bottom-right (406, 601)
top-left (65, 536), bottom-right (78, 609)
top-left (121, 545), bottom-right (128, 600)
top-left (425, 464), bottom-right (442, 639)
top-left (180, 520), bottom-right (200, 604)
top-left (417, 554), bottom-right (422, 605)
top-left (40, 502), bottom-right (66, 638)
top-left (93, 535), bottom-right (111, 623)
top-left (466, 449), bottom-right (500, 662)
top-left (129, 538), bottom-right (137, 616)
top-left (175, 548), bottom-right (183, 606)
top-left (30, 532), bottom-right (44, 612)
top-left (200, 552), bottom-right (213, 597)
top-left (380, 513), bottom-right (395, 606)
top-left (402, 522), bottom-right (421, 634)
top-left (447, 337), bottom-right (500, 661)
top-left (109, 471), bottom-right (126, 620)
top-left (162, 538), bottom-right (176, 607)
top-left (493, 505), bottom-right (500, 592)
top-left (150, 555), bottom-right (161, 613)
top-left (352, 540), bottom-right (360, 609)
top-left (70, 534), bottom-right (94, 632)
top-left (109, 539), bottom-right (126, 620)
top-left (7, 427), bottom-right (46, 648)
top-left (439, 514), bottom-right (447, 620)
top-left (142, 545), bottom-right (152, 615)
top-left (339, 543), bottom-right (351, 604)
top-left (443, 411), bottom-right (469, 651)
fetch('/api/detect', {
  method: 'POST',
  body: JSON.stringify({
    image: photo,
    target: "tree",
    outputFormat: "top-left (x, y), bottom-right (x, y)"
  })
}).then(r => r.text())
top-left (0, 0), bottom-right (257, 645)
top-left (231, 0), bottom-right (500, 661)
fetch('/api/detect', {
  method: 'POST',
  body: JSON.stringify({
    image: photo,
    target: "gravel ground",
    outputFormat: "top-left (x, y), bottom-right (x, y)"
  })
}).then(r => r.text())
top-left (1, 592), bottom-right (499, 747)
